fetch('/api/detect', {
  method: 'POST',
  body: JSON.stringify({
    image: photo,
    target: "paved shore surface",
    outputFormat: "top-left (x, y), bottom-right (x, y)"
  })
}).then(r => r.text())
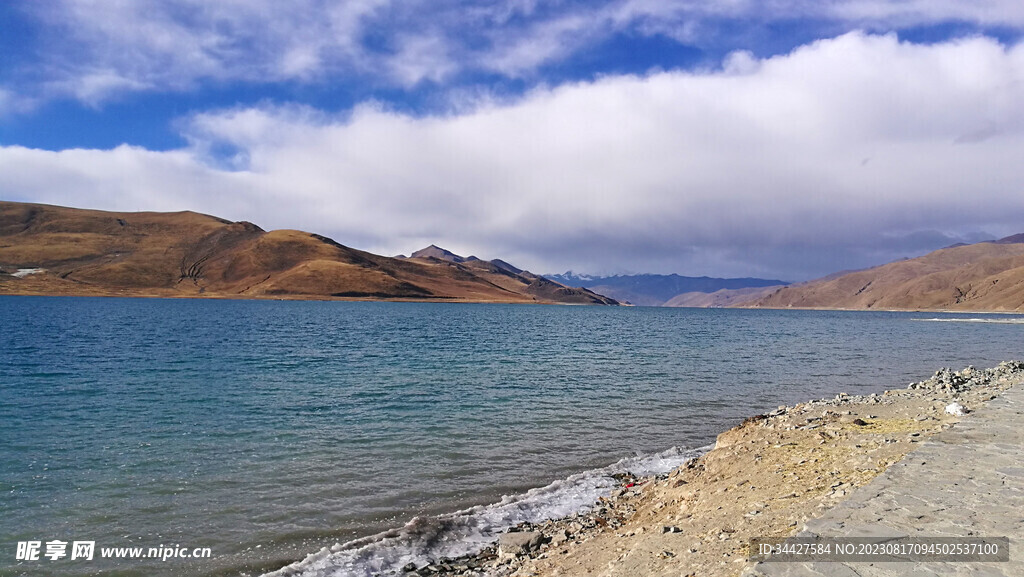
top-left (746, 383), bottom-right (1024, 577)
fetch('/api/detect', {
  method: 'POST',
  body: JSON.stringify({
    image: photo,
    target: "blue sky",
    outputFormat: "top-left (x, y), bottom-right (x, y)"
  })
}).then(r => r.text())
top-left (2, 1), bottom-right (1024, 280)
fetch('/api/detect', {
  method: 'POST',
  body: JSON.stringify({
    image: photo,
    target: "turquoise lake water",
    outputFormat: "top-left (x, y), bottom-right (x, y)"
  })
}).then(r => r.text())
top-left (1, 297), bottom-right (1021, 576)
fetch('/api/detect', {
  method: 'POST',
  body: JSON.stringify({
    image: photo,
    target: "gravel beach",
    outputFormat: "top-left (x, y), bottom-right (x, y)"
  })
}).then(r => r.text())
top-left (400, 361), bottom-right (1024, 577)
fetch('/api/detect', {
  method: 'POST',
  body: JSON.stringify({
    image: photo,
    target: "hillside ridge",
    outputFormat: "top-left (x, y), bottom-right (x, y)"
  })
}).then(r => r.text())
top-left (0, 201), bottom-right (617, 305)
top-left (741, 236), bottom-right (1024, 311)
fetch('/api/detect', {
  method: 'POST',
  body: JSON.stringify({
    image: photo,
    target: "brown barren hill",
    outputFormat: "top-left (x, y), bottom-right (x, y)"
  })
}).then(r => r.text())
top-left (741, 237), bottom-right (1024, 311)
top-left (664, 285), bottom-right (785, 308)
top-left (0, 201), bottom-right (617, 304)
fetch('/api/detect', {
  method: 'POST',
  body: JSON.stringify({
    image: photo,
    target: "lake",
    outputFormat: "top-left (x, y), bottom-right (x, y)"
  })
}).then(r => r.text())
top-left (2, 297), bottom-right (1021, 576)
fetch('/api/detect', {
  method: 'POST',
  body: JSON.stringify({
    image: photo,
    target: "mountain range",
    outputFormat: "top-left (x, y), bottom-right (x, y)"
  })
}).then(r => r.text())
top-left (545, 272), bottom-right (787, 306)
top-left (0, 201), bottom-right (616, 305)
top-left (5, 200), bottom-right (1024, 311)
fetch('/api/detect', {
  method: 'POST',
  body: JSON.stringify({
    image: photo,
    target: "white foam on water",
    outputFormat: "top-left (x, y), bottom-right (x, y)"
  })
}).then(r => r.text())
top-left (11, 268), bottom-right (45, 278)
top-left (912, 318), bottom-right (1024, 324)
top-left (263, 445), bottom-right (709, 577)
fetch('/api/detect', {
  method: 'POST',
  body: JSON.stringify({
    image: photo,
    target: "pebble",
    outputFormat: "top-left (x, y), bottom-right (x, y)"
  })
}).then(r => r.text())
top-left (945, 402), bottom-right (967, 416)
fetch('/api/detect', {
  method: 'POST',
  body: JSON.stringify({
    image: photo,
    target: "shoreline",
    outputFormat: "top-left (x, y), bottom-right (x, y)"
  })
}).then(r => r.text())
top-left (4, 292), bottom-right (1024, 313)
top-left (736, 304), bottom-right (1024, 314)
top-left (0, 292), bottom-right (604, 305)
top-left (337, 361), bottom-right (1023, 577)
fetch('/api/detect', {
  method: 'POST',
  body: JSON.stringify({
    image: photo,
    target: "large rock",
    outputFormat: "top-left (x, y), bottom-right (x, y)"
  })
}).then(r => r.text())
top-left (497, 531), bottom-right (543, 558)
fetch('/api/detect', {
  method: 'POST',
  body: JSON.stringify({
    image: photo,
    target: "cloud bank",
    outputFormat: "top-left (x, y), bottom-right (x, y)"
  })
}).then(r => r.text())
top-left (3, 33), bottom-right (1024, 279)
top-left (8, 0), bottom-right (1024, 104)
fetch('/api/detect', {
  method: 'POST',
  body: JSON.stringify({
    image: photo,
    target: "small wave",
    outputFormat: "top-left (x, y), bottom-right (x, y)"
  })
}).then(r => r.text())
top-left (263, 445), bottom-right (708, 577)
top-left (912, 318), bottom-right (1024, 324)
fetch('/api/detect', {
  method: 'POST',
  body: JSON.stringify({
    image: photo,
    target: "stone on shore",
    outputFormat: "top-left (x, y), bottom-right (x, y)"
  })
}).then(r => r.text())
top-left (497, 531), bottom-right (543, 559)
top-left (945, 402), bottom-right (967, 416)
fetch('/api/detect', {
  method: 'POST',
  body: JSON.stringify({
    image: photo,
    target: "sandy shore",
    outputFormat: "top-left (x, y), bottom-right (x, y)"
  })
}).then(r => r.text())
top-left (401, 361), bottom-right (1024, 577)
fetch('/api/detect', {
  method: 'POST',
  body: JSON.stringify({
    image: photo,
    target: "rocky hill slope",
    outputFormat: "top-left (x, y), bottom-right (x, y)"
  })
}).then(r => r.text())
top-left (664, 285), bottom-right (785, 307)
top-left (0, 201), bottom-right (616, 305)
top-left (742, 237), bottom-right (1024, 311)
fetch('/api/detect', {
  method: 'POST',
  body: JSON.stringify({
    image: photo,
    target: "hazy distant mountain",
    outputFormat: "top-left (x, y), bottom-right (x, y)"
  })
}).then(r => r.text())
top-left (742, 234), bottom-right (1024, 311)
top-left (0, 201), bottom-right (617, 305)
top-left (546, 272), bottom-right (788, 306)
top-left (665, 286), bottom-right (786, 308)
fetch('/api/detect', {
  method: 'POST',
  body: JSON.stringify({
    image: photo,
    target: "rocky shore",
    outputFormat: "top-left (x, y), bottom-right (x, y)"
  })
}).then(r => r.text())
top-left (400, 361), bottom-right (1024, 577)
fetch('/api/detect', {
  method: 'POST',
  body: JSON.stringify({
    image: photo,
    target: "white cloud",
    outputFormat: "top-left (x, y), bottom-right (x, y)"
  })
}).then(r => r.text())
top-left (54, 70), bottom-right (153, 107)
top-left (15, 0), bottom-right (1024, 106)
top-left (3, 33), bottom-right (1024, 279)
top-left (0, 144), bottom-right (251, 210)
top-left (0, 88), bottom-right (38, 117)
top-left (482, 13), bottom-right (598, 77)
top-left (616, 0), bottom-right (1024, 28)
top-left (27, 0), bottom-right (391, 98)
top-left (0, 89), bottom-right (18, 117)
top-left (387, 35), bottom-right (459, 86)
top-left (827, 0), bottom-right (1024, 27)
